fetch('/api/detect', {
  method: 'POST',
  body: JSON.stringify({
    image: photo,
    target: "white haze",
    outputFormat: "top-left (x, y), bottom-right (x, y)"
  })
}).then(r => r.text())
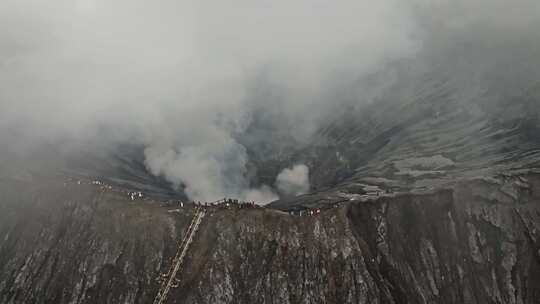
top-left (276, 165), bottom-right (310, 197)
top-left (1, 0), bottom-right (539, 202)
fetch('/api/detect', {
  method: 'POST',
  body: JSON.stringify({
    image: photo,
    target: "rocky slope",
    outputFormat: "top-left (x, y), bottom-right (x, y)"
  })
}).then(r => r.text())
top-left (1, 172), bottom-right (540, 304)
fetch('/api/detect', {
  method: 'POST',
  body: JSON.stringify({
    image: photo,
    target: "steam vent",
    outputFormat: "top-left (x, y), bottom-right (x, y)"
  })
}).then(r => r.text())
top-left (2, 0), bottom-right (540, 303)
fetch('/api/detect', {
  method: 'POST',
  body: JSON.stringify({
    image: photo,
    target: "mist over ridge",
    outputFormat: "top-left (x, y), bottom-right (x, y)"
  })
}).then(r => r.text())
top-left (1, 0), bottom-right (540, 202)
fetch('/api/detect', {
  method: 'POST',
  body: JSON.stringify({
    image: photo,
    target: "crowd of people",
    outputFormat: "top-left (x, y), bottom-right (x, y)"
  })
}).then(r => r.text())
top-left (129, 191), bottom-right (144, 201)
top-left (68, 177), bottom-right (340, 217)
top-left (175, 198), bottom-right (260, 210)
top-left (65, 177), bottom-right (145, 201)
top-left (289, 208), bottom-right (321, 217)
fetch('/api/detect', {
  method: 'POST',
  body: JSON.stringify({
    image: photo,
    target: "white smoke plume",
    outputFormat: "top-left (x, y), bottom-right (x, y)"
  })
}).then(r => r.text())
top-left (276, 164), bottom-right (310, 196)
top-left (1, 0), bottom-right (539, 202)
top-left (0, 0), bottom-right (418, 202)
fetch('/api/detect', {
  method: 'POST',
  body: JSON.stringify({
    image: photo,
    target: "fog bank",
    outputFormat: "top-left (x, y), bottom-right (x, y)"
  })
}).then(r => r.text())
top-left (1, 0), bottom-right (539, 202)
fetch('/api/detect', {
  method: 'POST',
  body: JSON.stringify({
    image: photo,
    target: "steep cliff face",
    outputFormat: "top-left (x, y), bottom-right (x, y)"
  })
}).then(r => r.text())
top-left (346, 175), bottom-right (540, 304)
top-left (0, 178), bottom-right (192, 304)
top-left (1, 173), bottom-right (539, 304)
